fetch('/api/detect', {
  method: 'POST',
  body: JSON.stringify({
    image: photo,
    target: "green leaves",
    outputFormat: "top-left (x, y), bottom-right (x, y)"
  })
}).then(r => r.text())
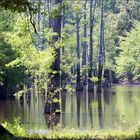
top-left (0, 8), bottom-right (55, 94)
top-left (116, 21), bottom-right (140, 80)
top-left (0, 0), bottom-right (36, 13)
top-left (50, 3), bottom-right (62, 18)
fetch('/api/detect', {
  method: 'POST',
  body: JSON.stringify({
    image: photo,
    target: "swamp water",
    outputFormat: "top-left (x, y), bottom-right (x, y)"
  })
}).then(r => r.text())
top-left (0, 85), bottom-right (140, 131)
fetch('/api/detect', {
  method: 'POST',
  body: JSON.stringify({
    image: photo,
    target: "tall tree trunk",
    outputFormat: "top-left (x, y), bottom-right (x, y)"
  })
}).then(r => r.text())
top-left (111, 0), bottom-right (117, 13)
top-left (37, 0), bottom-right (41, 49)
top-left (76, 13), bottom-right (83, 91)
top-left (50, 0), bottom-right (62, 96)
top-left (62, 1), bottom-right (65, 56)
top-left (44, 0), bottom-right (62, 114)
top-left (42, 0), bottom-right (47, 48)
top-left (47, 0), bottom-right (51, 28)
top-left (88, 0), bottom-right (96, 91)
top-left (82, 0), bottom-right (88, 85)
top-left (97, 0), bottom-right (104, 93)
top-left (61, 1), bottom-right (67, 89)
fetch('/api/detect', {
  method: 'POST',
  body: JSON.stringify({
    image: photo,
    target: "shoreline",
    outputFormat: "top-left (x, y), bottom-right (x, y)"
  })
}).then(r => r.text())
top-left (116, 80), bottom-right (140, 86)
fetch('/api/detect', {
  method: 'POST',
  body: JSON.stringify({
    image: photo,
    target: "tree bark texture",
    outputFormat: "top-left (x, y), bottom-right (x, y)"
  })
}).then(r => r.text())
top-left (97, 0), bottom-right (104, 93)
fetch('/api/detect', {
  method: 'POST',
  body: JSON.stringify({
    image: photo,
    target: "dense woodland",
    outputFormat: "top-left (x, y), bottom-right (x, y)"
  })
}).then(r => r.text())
top-left (0, 0), bottom-right (140, 101)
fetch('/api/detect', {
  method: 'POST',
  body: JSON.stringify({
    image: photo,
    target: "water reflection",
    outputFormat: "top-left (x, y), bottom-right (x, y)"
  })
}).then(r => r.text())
top-left (88, 91), bottom-right (94, 128)
top-left (44, 113), bottom-right (60, 128)
top-left (82, 86), bottom-right (87, 128)
top-left (103, 89), bottom-right (109, 105)
top-left (97, 92), bottom-right (103, 129)
top-left (0, 85), bottom-right (140, 130)
top-left (61, 90), bottom-right (66, 127)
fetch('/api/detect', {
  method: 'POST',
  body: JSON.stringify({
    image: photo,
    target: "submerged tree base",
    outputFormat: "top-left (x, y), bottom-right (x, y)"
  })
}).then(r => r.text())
top-left (88, 81), bottom-right (94, 92)
top-left (76, 82), bottom-right (83, 91)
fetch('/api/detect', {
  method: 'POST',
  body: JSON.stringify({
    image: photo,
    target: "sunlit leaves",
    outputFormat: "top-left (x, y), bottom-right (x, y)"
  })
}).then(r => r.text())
top-left (49, 3), bottom-right (62, 18)
top-left (0, 8), bottom-right (55, 93)
top-left (116, 21), bottom-right (140, 80)
top-left (2, 117), bottom-right (26, 136)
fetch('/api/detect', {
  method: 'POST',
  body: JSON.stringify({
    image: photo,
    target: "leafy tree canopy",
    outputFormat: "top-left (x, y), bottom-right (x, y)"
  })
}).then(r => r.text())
top-left (0, 0), bottom-right (35, 12)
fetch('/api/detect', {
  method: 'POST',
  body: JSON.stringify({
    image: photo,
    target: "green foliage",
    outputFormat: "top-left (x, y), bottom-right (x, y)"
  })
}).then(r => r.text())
top-left (0, 9), bottom-right (15, 83)
top-left (2, 117), bottom-right (27, 136)
top-left (89, 76), bottom-right (98, 85)
top-left (1, 126), bottom-right (138, 140)
top-left (50, 4), bottom-right (62, 18)
top-left (135, 127), bottom-right (140, 138)
top-left (116, 22), bottom-right (140, 81)
top-left (0, 7), bottom-right (54, 96)
top-left (73, 3), bottom-right (82, 13)
top-left (1, 119), bottom-right (138, 140)
top-left (1, 117), bottom-right (140, 140)
top-left (0, 0), bottom-right (36, 13)
top-left (101, 0), bottom-right (140, 81)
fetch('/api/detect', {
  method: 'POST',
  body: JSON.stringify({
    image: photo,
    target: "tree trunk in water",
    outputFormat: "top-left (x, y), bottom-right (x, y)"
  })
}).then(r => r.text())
top-left (44, 0), bottom-right (62, 114)
top-left (103, 69), bottom-right (111, 88)
top-left (97, 0), bottom-right (104, 93)
top-left (61, 2), bottom-right (68, 89)
top-left (82, 0), bottom-right (88, 85)
top-left (48, 0), bottom-right (54, 32)
top-left (76, 13), bottom-right (83, 91)
top-left (0, 86), bottom-right (6, 99)
top-left (88, 0), bottom-right (94, 91)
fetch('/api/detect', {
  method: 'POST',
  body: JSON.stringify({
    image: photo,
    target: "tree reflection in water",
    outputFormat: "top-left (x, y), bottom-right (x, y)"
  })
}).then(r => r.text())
top-left (76, 91), bottom-right (81, 128)
top-left (88, 90), bottom-right (94, 128)
top-left (1, 85), bottom-right (140, 130)
top-left (97, 91), bottom-right (103, 129)
top-left (61, 90), bottom-right (66, 128)
top-left (44, 113), bottom-right (60, 128)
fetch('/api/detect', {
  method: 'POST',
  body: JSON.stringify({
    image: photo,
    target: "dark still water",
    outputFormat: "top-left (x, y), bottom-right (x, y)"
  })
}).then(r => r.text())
top-left (0, 85), bottom-right (140, 130)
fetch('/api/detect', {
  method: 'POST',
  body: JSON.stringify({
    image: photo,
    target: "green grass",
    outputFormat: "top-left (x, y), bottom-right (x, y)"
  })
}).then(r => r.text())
top-left (1, 127), bottom-right (140, 140)
top-left (1, 119), bottom-right (140, 140)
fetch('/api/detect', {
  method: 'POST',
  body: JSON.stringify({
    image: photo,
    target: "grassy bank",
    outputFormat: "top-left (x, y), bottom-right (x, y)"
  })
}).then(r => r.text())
top-left (1, 120), bottom-right (140, 140)
top-left (25, 129), bottom-right (138, 140)
top-left (1, 128), bottom-right (140, 140)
